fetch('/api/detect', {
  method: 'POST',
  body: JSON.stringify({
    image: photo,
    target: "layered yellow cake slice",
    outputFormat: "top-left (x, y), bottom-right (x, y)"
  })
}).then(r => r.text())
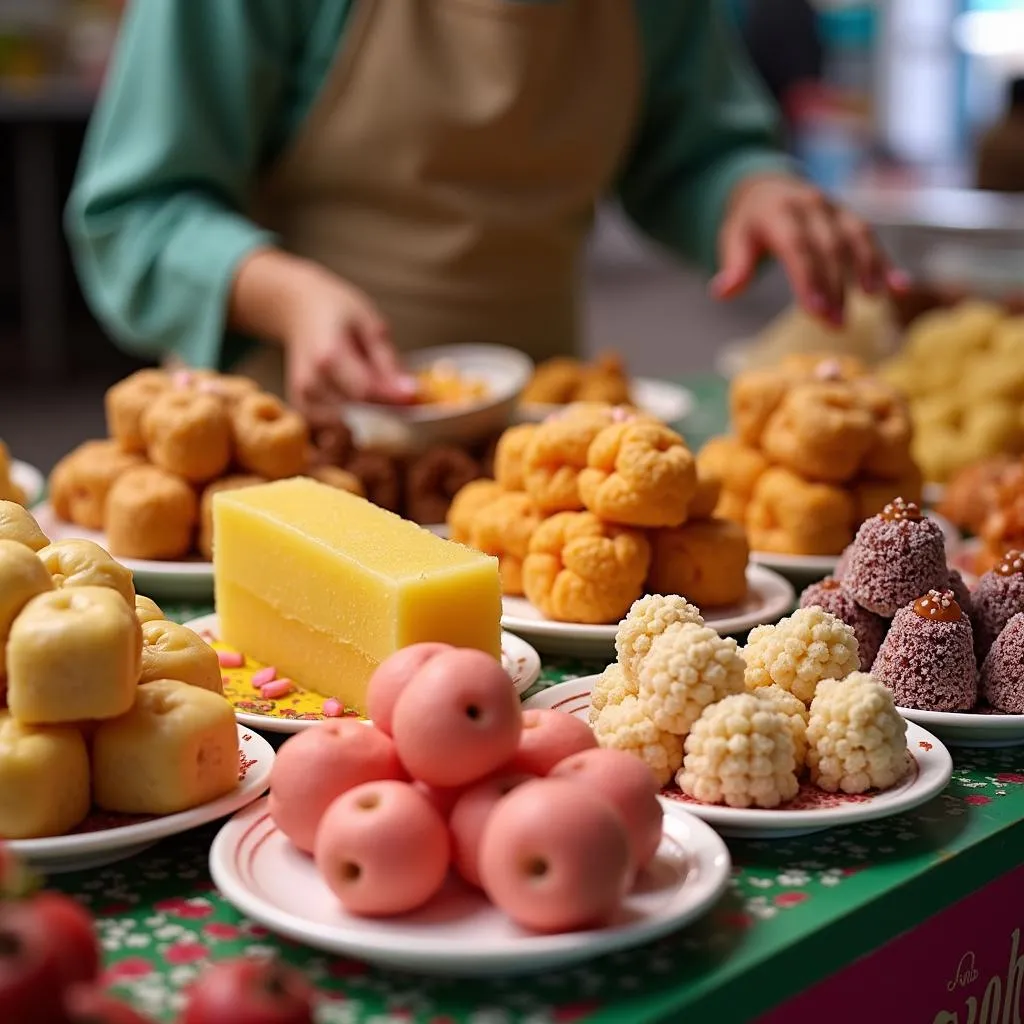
top-left (213, 477), bottom-right (502, 713)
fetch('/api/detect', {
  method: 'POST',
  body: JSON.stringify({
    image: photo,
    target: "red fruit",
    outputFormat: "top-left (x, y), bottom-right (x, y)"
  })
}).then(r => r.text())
top-left (180, 957), bottom-right (315, 1024)
top-left (28, 892), bottom-right (101, 990)
top-left (66, 985), bottom-right (155, 1022)
top-left (0, 905), bottom-right (68, 1024)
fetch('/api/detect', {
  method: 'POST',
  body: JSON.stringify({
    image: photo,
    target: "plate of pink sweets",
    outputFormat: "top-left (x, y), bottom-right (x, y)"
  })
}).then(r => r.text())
top-left (209, 645), bottom-right (731, 974)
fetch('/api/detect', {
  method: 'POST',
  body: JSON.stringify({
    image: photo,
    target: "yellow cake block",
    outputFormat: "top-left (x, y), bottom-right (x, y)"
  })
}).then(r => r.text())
top-left (212, 477), bottom-right (502, 712)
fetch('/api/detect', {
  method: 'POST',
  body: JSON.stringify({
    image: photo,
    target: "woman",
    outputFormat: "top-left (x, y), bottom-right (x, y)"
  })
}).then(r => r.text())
top-left (67, 0), bottom-right (898, 422)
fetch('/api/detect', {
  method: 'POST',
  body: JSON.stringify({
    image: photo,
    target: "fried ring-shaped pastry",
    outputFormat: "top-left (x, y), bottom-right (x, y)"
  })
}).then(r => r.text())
top-left (344, 450), bottom-right (402, 512)
top-left (747, 467), bottom-right (856, 556)
top-left (575, 352), bottom-right (632, 404)
top-left (760, 382), bottom-right (875, 484)
top-left (578, 421), bottom-right (697, 528)
top-left (105, 465), bottom-right (198, 561)
top-left (468, 491), bottom-right (543, 596)
top-left (493, 424), bottom-right (537, 492)
top-left (446, 479), bottom-right (504, 544)
top-left (198, 474), bottom-right (266, 561)
top-left (521, 357), bottom-right (584, 404)
top-left (193, 372), bottom-right (259, 407)
top-left (142, 390), bottom-right (232, 484)
top-left (49, 440), bottom-right (145, 530)
top-left (647, 518), bottom-right (749, 608)
top-left (306, 465), bottom-right (365, 496)
top-left (308, 422), bottom-right (355, 469)
top-left (230, 393), bottom-right (308, 480)
top-left (522, 511), bottom-right (650, 624)
top-left (939, 455), bottom-right (1016, 534)
top-left (405, 446), bottom-right (482, 525)
top-left (104, 369), bottom-right (171, 452)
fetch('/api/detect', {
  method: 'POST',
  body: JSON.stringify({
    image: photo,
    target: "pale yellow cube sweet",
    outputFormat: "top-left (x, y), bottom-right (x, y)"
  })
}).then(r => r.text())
top-left (92, 679), bottom-right (238, 816)
top-left (0, 712), bottom-right (90, 838)
top-left (7, 586), bottom-right (142, 724)
top-left (134, 595), bottom-right (164, 625)
top-left (0, 501), bottom-right (49, 552)
top-left (37, 538), bottom-right (135, 607)
top-left (139, 620), bottom-right (223, 694)
top-left (0, 539), bottom-right (53, 678)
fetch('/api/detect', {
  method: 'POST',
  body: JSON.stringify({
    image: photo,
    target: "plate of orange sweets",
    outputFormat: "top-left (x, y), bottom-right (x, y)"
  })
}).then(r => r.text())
top-left (441, 402), bottom-right (794, 656)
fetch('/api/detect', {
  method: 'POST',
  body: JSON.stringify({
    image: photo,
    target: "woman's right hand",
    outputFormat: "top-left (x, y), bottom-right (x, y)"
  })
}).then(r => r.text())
top-left (229, 248), bottom-right (417, 423)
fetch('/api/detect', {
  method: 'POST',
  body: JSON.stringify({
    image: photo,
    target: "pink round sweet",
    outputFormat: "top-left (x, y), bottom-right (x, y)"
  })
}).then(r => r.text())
top-left (367, 643), bottom-right (453, 735)
top-left (414, 780), bottom-right (466, 819)
top-left (549, 747), bottom-right (664, 871)
top-left (391, 649), bottom-right (523, 788)
top-left (506, 710), bottom-right (597, 777)
top-left (478, 778), bottom-right (632, 933)
top-left (269, 720), bottom-right (405, 853)
top-left (448, 772), bottom-right (535, 888)
top-left (314, 780), bottom-right (451, 917)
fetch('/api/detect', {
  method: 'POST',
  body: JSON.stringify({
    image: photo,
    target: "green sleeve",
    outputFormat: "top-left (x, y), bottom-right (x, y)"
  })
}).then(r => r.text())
top-left (65, 0), bottom-right (332, 368)
top-left (618, 0), bottom-right (798, 275)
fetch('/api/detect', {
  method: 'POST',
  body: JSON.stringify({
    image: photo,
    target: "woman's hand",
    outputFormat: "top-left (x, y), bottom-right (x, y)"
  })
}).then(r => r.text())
top-left (710, 174), bottom-right (907, 325)
top-left (229, 248), bottom-right (416, 423)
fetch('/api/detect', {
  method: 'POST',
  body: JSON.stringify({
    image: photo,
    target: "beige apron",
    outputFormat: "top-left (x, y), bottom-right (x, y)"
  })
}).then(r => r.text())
top-left (236, 0), bottom-right (641, 394)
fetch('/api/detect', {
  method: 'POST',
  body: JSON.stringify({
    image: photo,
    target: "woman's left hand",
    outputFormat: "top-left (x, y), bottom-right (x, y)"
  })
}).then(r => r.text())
top-left (710, 174), bottom-right (907, 325)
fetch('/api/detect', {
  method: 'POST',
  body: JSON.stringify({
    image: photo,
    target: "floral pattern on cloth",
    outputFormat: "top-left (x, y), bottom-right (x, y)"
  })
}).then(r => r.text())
top-left (63, 603), bottom-right (1017, 1022)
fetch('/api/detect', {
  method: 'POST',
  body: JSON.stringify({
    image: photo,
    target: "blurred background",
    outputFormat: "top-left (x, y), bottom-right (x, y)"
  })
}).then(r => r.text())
top-left (1, 0), bottom-right (1023, 468)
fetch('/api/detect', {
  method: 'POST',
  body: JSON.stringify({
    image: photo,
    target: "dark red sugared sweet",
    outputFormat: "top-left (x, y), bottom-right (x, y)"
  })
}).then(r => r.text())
top-left (844, 498), bottom-right (948, 617)
top-left (834, 543), bottom-right (854, 582)
top-left (973, 551), bottom-right (1024, 663)
top-left (981, 612), bottom-right (1024, 714)
top-left (799, 577), bottom-right (888, 666)
top-left (946, 569), bottom-right (975, 622)
top-left (871, 589), bottom-right (977, 712)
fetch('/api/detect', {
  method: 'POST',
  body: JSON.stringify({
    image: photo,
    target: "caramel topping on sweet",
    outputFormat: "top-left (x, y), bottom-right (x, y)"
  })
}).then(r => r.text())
top-left (996, 550), bottom-right (1024, 577)
top-left (819, 578), bottom-right (842, 591)
top-left (913, 589), bottom-right (962, 623)
top-left (881, 497), bottom-right (922, 523)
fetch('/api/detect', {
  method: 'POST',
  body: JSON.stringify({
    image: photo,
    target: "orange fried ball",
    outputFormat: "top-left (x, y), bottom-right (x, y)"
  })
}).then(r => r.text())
top-left (104, 369), bottom-right (171, 453)
top-left (851, 377), bottom-right (916, 480)
top-left (522, 511), bottom-right (650, 624)
top-left (647, 518), bottom-right (749, 608)
top-left (493, 424), bottom-right (537, 492)
top-left (521, 357), bottom-right (584, 405)
top-left (578, 421), bottom-right (697, 528)
top-left (49, 440), bottom-right (145, 530)
top-left (230, 393), bottom-right (309, 480)
top-left (747, 467), bottom-right (856, 556)
top-left (468, 491), bottom-right (543, 596)
top-left (760, 382), bottom-right (875, 484)
top-left (142, 390), bottom-right (232, 483)
top-left (198, 475), bottom-right (266, 560)
top-left (446, 479), bottom-right (504, 544)
top-left (105, 465), bottom-right (198, 561)
top-left (696, 436), bottom-right (769, 524)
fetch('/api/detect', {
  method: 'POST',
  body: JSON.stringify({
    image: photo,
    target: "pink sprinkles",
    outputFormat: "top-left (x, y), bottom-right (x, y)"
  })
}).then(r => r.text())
top-left (259, 678), bottom-right (294, 700)
top-left (217, 650), bottom-right (245, 669)
top-left (250, 666), bottom-right (278, 688)
top-left (322, 698), bottom-right (344, 718)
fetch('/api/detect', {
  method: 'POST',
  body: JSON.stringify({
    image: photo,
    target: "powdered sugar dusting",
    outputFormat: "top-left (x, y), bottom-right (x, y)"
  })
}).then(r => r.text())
top-left (973, 570), bottom-right (1024, 662)
top-left (982, 612), bottom-right (1024, 713)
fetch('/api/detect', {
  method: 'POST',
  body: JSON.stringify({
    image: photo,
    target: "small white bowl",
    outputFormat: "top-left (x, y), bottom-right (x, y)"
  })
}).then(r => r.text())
top-left (343, 344), bottom-right (534, 454)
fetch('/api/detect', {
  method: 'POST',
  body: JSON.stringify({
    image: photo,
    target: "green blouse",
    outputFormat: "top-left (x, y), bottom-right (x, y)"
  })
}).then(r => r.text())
top-left (66, 0), bottom-right (793, 369)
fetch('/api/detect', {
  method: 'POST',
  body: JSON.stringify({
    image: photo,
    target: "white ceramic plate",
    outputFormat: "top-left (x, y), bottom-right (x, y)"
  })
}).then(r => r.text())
top-left (184, 613), bottom-right (542, 734)
top-left (209, 796), bottom-right (730, 976)
top-left (11, 460), bottom-right (44, 507)
top-left (32, 502), bottom-right (213, 602)
top-left (518, 378), bottom-right (693, 427)
top-left (896, 706), bottom-right (1024, 749)
top-left (344, 345), bottom-right (534, 454)
top-left (9, 726), bottom-right (274, 874)
top-left (751, 511), bottom-right (963, 585)
top-left (500, 565), bottom-right (795, 658)
top-left (526, 677), bottom-right (954, 840)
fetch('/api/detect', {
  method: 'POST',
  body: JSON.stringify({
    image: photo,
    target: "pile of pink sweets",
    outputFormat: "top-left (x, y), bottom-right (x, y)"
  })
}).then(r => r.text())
top-left (269, 645), bottom-right (665, 933)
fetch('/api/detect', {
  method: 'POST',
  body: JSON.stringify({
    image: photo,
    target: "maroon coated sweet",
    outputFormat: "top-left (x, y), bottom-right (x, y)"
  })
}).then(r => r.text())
top-left (872, 590), bottom-right (977, 712)
top-left (844, 499), bottom-right (948, 616)
top-left (834, 543), bottom-right (854, 582)
top-left (799, 577), bottom-right (888, 666)
top-left (981, 612), bottom-right (1024, 714)
top-left (973, 551), bottom-right (1024, 662)
top-left (946, 568), bottom-right (975, 622)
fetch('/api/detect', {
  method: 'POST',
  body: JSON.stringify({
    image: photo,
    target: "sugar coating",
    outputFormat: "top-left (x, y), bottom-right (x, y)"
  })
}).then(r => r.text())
top-left (636, 624), bottom-right (745, 736)
top-left (834, 544), bottom-right (854, 581)
top-left (844, 514), bottom-right (948, 616)
top-left (743, 606), bottom-right (860, 705)
top-left (591, 695), bottom-right (684, 787)
top-left (799, 578), bottom-right (888, 667)
top-left (755, 684), bottom-right (809, 771)
top-left (614, 594), bottom-right (703, 682)
top-left (947, 569), bottom-right (975, 623)
top-left (981, 612), bottom-right (1024, 714)
top-left (806, 674), bottom-right (908, 794)
top-left (973, 570), bottom-right (1024, 663)
top-left (588, 662), bottom-right (636, 726)
top-left (676, 693), bottom-right (799, 809)
top-left (871, 604), bottom-right (977, 712)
